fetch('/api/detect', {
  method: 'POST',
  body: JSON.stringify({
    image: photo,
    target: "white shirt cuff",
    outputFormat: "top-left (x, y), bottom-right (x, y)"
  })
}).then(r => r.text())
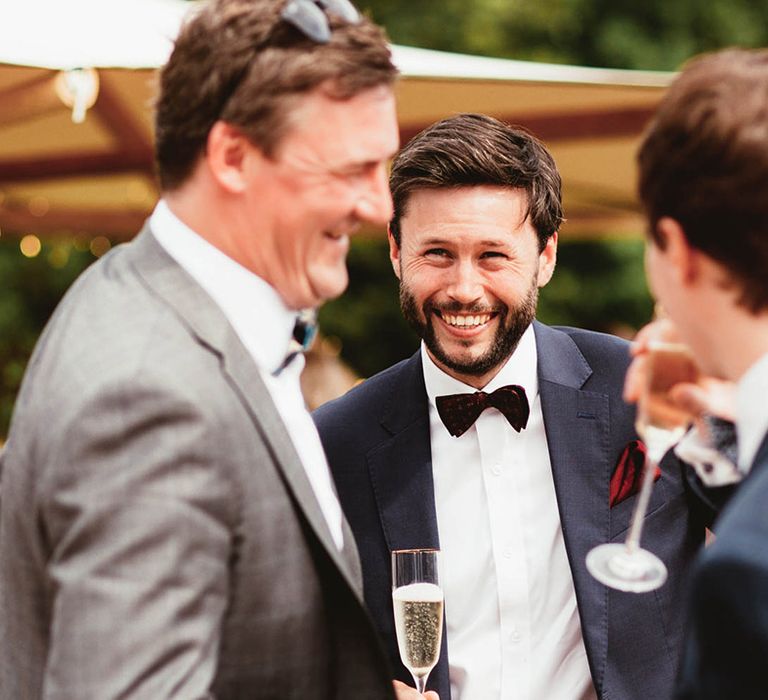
top-left (674, 426), bottom-right (742, 487)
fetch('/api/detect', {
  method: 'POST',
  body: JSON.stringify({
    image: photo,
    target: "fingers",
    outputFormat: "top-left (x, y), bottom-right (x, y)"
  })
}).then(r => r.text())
top-left (669, 378), bottom-right (736, 422)
top-left (668, 383), bottom-right (710, 417)
top-left (623, 353), bottom-right (648, 403)
top-left (631, 317), bottom-right (680, 355)
top-left (392, 680), bottom-right (441, 699)
top-left (624, 318), bottom-right (690, 405)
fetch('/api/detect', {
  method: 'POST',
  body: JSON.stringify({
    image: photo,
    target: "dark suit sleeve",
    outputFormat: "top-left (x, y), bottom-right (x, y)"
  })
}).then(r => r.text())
top-left (675, 452), bottom-right (768, 700)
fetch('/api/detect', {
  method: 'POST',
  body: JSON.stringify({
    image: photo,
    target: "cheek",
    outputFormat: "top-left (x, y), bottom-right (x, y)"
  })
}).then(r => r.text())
top-left (643, 244), bottom-right (662, 298)
top-left (401, 262), bottom-right (444, 295)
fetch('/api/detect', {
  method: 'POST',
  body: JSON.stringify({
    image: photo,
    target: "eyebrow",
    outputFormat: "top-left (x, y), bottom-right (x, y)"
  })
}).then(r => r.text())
top-left (418, 237), bottom-right (511, 248)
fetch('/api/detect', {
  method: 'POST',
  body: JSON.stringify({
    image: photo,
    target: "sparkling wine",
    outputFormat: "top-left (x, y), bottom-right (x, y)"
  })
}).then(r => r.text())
top-left (639, 341), bottom-right (700, 460)
top-left (392, 582), bottom-right (444, 679)
top-left (644, 341), bottom-right (699, 427)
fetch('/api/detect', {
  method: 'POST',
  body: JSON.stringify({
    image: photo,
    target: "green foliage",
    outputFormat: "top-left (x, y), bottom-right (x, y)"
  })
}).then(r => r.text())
top-left (362, 0), bottom-right (768, 69)
top-left (537, 238), bottom-right (654, 336)
top-left (319, 238), bottom-right (419, 377)
top-left (0, 240), bottom-right (94, 436)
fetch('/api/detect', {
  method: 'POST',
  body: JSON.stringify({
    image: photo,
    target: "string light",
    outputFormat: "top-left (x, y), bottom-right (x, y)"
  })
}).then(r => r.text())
top-left (28, 197), bottom-right (50, 218)
top-left (20, 235), bottom-right (42, 258)
top-left (90, 236), bottom-right (111, 257)
top-left (47, 244), bottom-right (70, 269)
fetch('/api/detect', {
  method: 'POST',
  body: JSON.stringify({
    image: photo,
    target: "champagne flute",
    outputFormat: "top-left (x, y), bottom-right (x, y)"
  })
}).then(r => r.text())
top-left (391, 548), bottom-right (444, 694)
top-left (586, 341), bottom-right (699, 592)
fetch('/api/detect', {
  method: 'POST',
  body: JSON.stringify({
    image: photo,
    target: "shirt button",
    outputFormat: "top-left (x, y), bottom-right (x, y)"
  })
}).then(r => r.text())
top-left (491, 463), bottom-right (502, 476)
top-left (504, 549), bottom-right (513, 559)
top-left (510, 631), bottom-right (521, 643)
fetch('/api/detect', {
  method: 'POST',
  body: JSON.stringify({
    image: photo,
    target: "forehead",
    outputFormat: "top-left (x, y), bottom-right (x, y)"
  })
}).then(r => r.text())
top-left (400, 186), bottom-right (535, 242)
top-left (276, 83), bottom-right (399, 163)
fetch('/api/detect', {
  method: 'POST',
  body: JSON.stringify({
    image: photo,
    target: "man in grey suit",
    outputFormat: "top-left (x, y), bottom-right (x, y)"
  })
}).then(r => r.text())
top-left (0, 1), bottom-right (435, 698)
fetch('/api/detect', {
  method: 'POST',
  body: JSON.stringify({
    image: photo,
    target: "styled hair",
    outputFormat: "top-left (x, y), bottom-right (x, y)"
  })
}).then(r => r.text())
top-left (638, 48), bottom-right (768, 312)
top-left (155, 0), bottom-right (397, 190)
top-left (389, 113), bottom-right (563, 251)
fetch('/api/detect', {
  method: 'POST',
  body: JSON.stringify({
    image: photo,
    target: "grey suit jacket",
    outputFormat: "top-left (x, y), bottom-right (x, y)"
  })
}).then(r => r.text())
top-left (0, 227), bottom-right (394, 699)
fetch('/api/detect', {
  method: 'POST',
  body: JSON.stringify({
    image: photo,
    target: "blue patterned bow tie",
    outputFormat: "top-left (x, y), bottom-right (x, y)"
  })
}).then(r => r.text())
top-left (273, 309), bottom-right (317, 376)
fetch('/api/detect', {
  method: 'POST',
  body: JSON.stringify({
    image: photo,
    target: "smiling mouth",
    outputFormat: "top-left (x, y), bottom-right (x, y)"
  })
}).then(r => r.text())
top-left (435, 311), bottom-right (495, 328)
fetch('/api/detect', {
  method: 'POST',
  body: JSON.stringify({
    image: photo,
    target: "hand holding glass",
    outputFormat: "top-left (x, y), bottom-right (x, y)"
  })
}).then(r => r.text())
top-left (392, 548), bottom-right (444, 694)
top-left (587, 341), bottom-right (699, 592)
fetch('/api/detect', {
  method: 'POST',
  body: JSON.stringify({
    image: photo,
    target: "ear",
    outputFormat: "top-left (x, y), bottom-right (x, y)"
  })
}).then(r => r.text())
top-left (655, 217), bottom-right (698, 285)
top-left (205, 121), bottom-right (255, 194)
top-left (387, 225), bottom-right (402, 280)
top-left (537, 231), bottom-right (558, 287)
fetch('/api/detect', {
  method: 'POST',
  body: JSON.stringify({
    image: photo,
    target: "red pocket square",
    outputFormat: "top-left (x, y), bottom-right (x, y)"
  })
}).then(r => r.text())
top-left (609, 439), bottom-right (661, 507)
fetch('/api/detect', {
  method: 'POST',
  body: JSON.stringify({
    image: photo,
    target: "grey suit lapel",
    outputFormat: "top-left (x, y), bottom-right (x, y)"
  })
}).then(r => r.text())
top-left (125, 226), bottom-right (363, 597)
top-left (534, 321), bottom-right (611, 694)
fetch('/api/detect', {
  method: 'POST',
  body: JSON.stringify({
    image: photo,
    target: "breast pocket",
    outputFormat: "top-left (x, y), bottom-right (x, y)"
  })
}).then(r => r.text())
top-left (609, 464), bottom-right (687, 540)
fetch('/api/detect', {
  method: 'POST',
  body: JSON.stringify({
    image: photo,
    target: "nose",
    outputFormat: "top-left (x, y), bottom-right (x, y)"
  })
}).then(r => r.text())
top-left (446, 259), bottom-right (483, 305)
top-left (354, 163), bottom-right (394, 225)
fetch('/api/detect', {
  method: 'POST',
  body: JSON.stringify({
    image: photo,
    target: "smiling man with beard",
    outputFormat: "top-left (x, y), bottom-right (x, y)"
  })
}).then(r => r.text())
top-left (314, 113), bottom-right (716, 700)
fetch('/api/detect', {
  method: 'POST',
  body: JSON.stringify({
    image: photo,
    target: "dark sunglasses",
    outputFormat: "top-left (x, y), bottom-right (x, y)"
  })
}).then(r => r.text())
top-left (281, 0), bottom-right (361, 43)
top-left (213, 0), bottom-right (362, 120)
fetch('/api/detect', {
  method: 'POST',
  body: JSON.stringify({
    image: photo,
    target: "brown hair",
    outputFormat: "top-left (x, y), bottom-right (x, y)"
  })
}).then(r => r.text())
top-left (155, 0), bottom-right (397, 191)
top-left (388, 113), bottom-right (563, 251)
top-left (638, 48), bottom-right (768, 312)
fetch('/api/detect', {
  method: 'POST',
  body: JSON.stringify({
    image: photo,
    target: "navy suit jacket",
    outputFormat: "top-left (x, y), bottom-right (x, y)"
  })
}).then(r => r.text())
top-left (675, 432), bottom-right (768, 699)
top-left (315, 323), bottom-right (712, 700)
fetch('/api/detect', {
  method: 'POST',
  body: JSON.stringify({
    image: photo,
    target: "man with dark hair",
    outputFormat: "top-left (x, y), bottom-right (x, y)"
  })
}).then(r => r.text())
top-left (628, 48), bottom-right (768, 699)
top-left (315, 113), bottom-right (714, 700)
top-left (0, 1), bottom-right (433, 698)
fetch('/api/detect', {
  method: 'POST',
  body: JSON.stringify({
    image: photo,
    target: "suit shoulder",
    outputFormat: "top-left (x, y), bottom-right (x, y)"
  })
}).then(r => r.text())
top-left (552, 325), bottom-right (631, 367)
top-left (313, 355), bottom-right (415, 431)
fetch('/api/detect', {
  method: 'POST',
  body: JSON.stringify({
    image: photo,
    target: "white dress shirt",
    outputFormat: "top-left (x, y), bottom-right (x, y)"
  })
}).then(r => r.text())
top-left (149, 200), bottom-right (344, 550)
top-left (422, 325), bottom-right (596, 700)
top-left (736, 351), bottom-right (768, 473)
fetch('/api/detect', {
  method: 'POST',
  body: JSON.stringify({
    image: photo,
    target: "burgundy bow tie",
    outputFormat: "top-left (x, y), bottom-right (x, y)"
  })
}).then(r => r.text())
top-left (435, 385), bottom-right (530, 437)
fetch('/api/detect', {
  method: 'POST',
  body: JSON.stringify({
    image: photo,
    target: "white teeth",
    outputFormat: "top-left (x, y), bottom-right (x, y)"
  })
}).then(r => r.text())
top-left (443, 314), bottom-right (491, 328)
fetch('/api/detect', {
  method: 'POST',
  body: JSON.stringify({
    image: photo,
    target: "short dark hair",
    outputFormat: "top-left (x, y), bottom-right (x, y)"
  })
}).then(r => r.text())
top-left (638, 48), bottom-right (768, 313)
top-left (155, 0), bottom-right (397, 191)
top-left (389, 113), bottom-right (563, 251)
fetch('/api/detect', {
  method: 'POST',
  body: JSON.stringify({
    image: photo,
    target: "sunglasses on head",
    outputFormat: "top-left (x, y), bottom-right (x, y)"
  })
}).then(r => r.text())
top-left (281, 0), bottom-right (361, 43)
top-left (212, 0), bottom-right (362, 122)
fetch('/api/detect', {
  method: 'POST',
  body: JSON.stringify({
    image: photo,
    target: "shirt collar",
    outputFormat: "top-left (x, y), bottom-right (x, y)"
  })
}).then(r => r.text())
top-left (149, 200), bottom-right (296, 374)
top-left (422, 323), bottom-right (539, 407)
top-left (735, 350), bottom-right (768, 473)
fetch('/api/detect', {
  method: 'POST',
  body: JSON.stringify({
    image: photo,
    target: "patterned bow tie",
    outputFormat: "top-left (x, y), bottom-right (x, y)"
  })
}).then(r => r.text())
top-left (273, 309), bottom-right (318, 376)
top-left (435, 385), bottom-right (530, 437)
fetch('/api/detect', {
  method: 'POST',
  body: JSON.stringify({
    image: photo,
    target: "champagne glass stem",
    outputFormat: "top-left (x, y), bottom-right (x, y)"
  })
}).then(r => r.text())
top-left (413, 674), bottom-right (428, 694)
top-left (624, 454), bottom-right (658, 552)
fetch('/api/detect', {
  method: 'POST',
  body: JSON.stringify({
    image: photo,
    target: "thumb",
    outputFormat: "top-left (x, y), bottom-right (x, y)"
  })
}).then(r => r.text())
top-left (669, 382), bottom-right (710, 417)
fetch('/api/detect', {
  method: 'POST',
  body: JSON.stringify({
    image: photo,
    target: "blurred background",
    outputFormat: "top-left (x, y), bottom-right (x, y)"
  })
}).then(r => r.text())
top-left (2, 0), bottom-right (768, 438)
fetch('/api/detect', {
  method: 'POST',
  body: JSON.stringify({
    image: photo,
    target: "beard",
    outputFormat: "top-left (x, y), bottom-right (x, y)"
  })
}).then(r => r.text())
top-left (400, 274), bottom-right (539, 378)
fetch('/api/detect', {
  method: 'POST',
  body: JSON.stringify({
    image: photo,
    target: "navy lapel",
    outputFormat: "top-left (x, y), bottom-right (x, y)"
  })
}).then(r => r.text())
top-left (365, 352), bottom-right (450, 696)
top-left (534, 322), bottom-right (611, 695)
top-left (366, 352), bottom-right (440, 552)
